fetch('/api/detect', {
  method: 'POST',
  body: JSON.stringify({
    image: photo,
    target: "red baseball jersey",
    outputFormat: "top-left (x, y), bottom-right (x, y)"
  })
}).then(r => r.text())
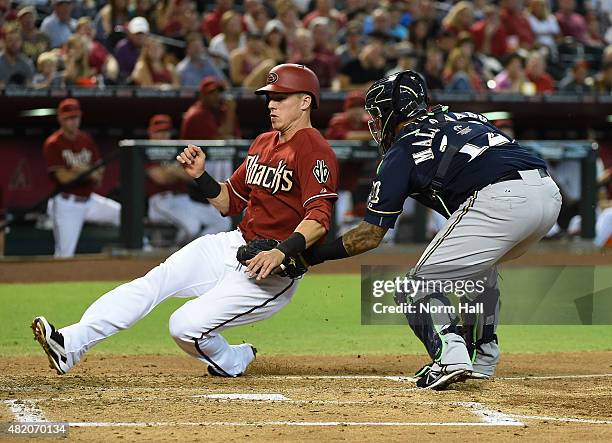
top-left (325, 112), bottom-right (370, 140)
top-left (180, 101), bottom-right (241, 139)
top-left (225, 128), bottom-right (338, 242)
top-left (42, 129), bottom-right (100, 197)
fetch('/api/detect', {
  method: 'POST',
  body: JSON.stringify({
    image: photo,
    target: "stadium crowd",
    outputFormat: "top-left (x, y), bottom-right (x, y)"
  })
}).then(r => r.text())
top-left (0, 0), bottom-right (610, 93)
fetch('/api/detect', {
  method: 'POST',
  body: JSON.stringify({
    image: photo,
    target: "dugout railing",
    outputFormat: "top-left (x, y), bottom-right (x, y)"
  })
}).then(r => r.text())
top-left (118, 139), bottom-right (598, 250)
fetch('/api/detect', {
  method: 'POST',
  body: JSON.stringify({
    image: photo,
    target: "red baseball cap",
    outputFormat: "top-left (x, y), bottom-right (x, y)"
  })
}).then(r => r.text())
top-left (148, 114), bottom-right (172, 133)
top-left (58, 98), bottom-right (81, 119)
top-left (344, 91), bottom-right (366, 111)
top-left (199, 76), bottom-right (224, 94)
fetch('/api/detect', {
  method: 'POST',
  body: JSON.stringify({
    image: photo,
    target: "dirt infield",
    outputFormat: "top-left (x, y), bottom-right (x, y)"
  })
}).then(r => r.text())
top-left (1, 352), bottom-right (611, 441)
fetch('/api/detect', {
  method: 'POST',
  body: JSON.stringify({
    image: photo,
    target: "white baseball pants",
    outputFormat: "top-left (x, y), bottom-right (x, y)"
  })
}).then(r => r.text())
top-left (59, 230), bottom-right (298, 376)
top-left (49, 193), bottom-right (121, 258)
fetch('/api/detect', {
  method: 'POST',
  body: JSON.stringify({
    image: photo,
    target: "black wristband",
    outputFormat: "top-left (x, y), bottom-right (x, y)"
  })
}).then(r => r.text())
top-left (194, 171), bottom-right (221, 199)
top-left (301, 236), bottom-right (348, 266)
top-left (276, 232), bottom-right (306, 257)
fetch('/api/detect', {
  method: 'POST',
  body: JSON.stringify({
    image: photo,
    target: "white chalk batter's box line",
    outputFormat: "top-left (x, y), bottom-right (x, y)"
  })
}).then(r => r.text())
top-left (4, 396), bottom-right (612, 428)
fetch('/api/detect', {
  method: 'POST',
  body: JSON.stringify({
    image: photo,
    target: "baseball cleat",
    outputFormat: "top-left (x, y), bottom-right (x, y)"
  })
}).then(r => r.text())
top-left (416, 368), bottom-right (469, 390)
top-left (31, 316), bottom-right (70, 375)
top-left (414, 362), bottom-right (433, 378)
top-left (465, 371), bottom-right (491, 380)
top-left (207, 346), bottom-right (257, 378)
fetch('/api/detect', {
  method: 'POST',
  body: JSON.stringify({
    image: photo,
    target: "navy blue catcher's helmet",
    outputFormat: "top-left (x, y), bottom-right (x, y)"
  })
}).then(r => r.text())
top-left (364, 70), bottom-right (429, 155)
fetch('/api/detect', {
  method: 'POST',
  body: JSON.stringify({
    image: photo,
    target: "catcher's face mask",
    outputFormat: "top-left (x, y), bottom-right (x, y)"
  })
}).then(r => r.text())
top-left (366, 106), bottom-right (383, 145)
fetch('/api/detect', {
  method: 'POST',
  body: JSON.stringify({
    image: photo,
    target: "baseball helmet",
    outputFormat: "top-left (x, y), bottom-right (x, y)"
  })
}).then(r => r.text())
top-left (365, 70), bottom-right (429, 155)
top-left (255, 64), bottom-right (320, 109)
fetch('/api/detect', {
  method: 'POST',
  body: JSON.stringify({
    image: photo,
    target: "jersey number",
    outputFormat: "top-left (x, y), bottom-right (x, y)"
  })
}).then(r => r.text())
top-left (458, 132), bottom-right (511, 162)
top-left (368, 181), bottom-right (381, 204)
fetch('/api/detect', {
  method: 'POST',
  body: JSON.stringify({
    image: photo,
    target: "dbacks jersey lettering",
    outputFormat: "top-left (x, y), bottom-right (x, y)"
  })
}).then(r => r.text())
top-left (43, 129), bottom-right (100, 197)
top-left (226, 128), bottom-right (338, 241)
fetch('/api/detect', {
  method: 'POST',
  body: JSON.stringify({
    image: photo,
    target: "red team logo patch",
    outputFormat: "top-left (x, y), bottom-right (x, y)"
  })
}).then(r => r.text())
top-left (267, 72), bottom-right (279, 84)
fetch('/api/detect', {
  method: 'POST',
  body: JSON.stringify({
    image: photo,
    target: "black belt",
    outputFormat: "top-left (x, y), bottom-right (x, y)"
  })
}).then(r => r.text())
top-left (492, 168), bottom-right (549, 185)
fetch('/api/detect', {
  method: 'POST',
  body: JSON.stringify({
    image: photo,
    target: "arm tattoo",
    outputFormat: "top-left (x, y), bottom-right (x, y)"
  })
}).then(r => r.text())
top-left (342, 221), bottom-right (388, 256)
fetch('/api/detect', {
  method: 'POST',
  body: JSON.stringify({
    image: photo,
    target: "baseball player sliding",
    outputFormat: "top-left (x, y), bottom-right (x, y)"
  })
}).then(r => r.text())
top-left (252, 70), bottom-right (562, 390)
top-left (32, 64), bottom-right (338, 377)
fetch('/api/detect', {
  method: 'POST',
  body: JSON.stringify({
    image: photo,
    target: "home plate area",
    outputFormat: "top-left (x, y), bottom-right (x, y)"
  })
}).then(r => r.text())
top-left (2, 355), bottom-right (612, 441)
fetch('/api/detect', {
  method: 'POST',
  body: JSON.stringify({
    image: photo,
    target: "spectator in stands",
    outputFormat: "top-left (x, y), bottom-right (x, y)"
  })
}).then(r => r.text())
top-left (584, 11), bottom-right (605, 47)
top-left (17, 6), bottom-right (50, 63)
top-left (594, 59), bottom-right (612, 93)
top-left (500, 0), bottom-right (535, 50)
top-left (555, 0), bottom-right (588, 44)
top-left (93, 0), bottom-right (130, 50)
top-left (200, 0), bottom-right (236, 40)
top-left (40, 0), bottom-right (76, 49)
top-left (344, 0), bottom-right (368, 22)
top-left (309, 17), bottom-right (339, 67)
top-left (32, 50), bottom-right (64, 88)
top-left (442, 1), bottom-right (474, 36)
top-left (208, 10), bottom-right (245, 73)
top-left (527, 0), bottom-right (561, 49)
top-left (176, 32), bottom-right (227, 88)
top-left (442, 47), bottom-right (485, 91)
top-left (228, 32), bottom-right (274, 88)
top-left (335, 20), bottom-right (364, 67)
top-left (388, 5), bottom-right (409, 41)
top-left (302, 0), bottom-right (347, 30)
top-left (131, 37), bottom-right (179, 88)
top-left (364, 8), bottom-right (397, 43)
top-left (0, 23), bottom-right (35, 87)
top-left (244, 3), bottom-right (269, 35)
top-left (493, 52), bottom-right (535, 94)
top-left (525, 51), bottom-right (555, 93)
top-left (76, 17), bottom-right (119, 84)
top-left (154, 0), bottom-right (181, 36)
top-left (263, 19), bottom-right (287, 63)
top-left (290, 28), bottom-right (336, 88)
top-left (275, 0), bottom-right (302, 55)
top-left (386, 44), bottom-right (419, 76)
top-left (558, 59), bottom-right (593, 92)
top-left (181, 76), bottom-right (240, 190)
top-left (130, 0), bottom-right (156, 26)
top-left (409, 18), bottom-right (434, 58)
top-left (114, 16), bottom-right (148, 82)
top-left (435, 29), bottom-right (458, 59)
top-left (243, 0), bottom-right (265, 34)
top-left (155, 0), bottom-right (200, 41)
top-left (43, 98), bottom-right (120, 258)
top-left (181, 76), bottom-right (240, 140)
top-left (335, 40), bottom-right (387, 90)
top-left (0, 0), bottom-right (16, 33)
top-left (457, 32), bottom-right (492, 82)
top-left (470, 4), bottom-right (508, 57)
top-left (62, 35), bottom-right (97, 87)
top-left (419, 46), bottom-right (444, 90)
top-left (145, 114), bottom-right (231, 245)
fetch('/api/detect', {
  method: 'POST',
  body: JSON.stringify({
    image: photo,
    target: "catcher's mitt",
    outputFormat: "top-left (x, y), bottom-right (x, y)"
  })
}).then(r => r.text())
top-left (236, 239), bottom-right (308, 279)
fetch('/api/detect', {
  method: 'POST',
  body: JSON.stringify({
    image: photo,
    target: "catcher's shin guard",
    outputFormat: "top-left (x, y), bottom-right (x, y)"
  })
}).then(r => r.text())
top-left (395, 289), bottom-right (470, 371)
top-left (460, 277), bottom-right (500, 377)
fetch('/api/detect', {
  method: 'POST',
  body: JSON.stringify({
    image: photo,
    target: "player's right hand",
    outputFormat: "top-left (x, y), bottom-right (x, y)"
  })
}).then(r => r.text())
top-left (176, 144), bottom-right (206, 178)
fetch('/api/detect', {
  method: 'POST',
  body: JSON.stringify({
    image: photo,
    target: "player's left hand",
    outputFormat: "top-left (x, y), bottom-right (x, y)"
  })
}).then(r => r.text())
top-left (246, 249), bottom-right (285, 281)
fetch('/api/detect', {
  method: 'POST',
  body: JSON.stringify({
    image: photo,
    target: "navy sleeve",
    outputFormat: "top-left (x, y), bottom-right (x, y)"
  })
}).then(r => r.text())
top-left (364, 147), bottom-right (413, 229)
